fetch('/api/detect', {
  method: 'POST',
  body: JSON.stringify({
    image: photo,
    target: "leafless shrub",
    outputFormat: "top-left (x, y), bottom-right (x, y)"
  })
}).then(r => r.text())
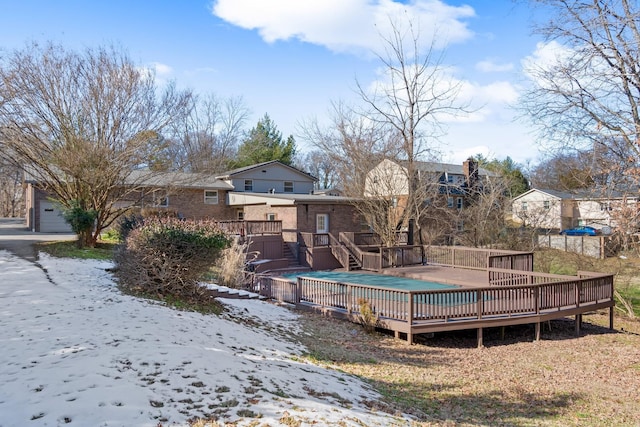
top-left (356, 298), bottom-right (379, 333)
top-left (214, 238), bottom-right (258, 289)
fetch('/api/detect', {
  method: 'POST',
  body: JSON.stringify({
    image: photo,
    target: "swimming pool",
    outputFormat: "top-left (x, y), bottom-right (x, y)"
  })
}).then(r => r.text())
top-left (282, 270), bottom-right (459, 291)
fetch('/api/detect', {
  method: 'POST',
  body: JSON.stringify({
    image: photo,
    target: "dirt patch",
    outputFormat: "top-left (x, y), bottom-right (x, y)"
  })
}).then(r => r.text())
top-left (296, 309), bottom-right (640, 426)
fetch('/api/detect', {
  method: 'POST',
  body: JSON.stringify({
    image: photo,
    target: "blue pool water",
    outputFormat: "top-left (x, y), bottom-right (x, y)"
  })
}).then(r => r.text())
top-left (282, 270), bottom-right (458, 291)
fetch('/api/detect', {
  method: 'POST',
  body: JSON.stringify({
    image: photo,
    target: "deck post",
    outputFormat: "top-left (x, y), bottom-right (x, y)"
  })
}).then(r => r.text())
top-left (477, 328), bottom-right (483, 348)
top-left (535, 322), bottom-right (541, 341)
top-left (407, 331), bottom-right (413, 345)
top-left (609, 306), bottom-right (614, 330)
top-left (575, 313), bottom-right (582, 335)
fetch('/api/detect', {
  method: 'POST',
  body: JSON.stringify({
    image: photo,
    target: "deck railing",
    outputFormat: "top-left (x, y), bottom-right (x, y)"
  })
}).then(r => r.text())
top-left (299, 234), bottom-right (535, 274)
top-left (425, 246), bottom-right (534, 271)
top-left (346, 232), bottom-right (409, 246)
top-left (327, 233), bottom-right (352, 270)
top-left (217, 220), bottom-right (282, 235)
top-left (299, 232), bottom-right (330, 247)
top-left (379, 246), bottom-right (424, 268)
top-left (260, 272), bottom-right (614, 325)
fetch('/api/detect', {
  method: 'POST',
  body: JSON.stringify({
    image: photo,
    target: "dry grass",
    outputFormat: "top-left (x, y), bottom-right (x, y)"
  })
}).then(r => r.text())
top-left (296, 310), bottom-right (640, 426)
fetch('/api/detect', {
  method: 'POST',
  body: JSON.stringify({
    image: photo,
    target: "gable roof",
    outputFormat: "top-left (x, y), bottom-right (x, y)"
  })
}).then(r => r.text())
top-left (127, 170), bottom-right (234, 190)
top-left (392, 159), bottom-right (496, 177)
top-left (512, 188), bottom-right (570, 201)
top-left (216, 160), bottom-right (317, 182)
top-left (513, 187), bottom-right (639, 202)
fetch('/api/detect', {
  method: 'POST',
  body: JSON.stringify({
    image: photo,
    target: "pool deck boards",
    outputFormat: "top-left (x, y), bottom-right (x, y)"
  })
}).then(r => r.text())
top-left (381, 264), bottom-right (489, 288)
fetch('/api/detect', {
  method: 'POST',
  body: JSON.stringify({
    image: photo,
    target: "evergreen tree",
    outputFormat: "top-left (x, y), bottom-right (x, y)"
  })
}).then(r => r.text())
top-left (234, 114), bottom-right (296, 167)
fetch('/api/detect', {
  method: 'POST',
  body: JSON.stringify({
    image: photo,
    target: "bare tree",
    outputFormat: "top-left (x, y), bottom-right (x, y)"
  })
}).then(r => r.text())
top-left (355, 18), bottom-right (468, 244)
top-left (0, 153), bottom-right (23, 217)
top-left (522, 0), bottom-right (640, 184)
top-left (297, 149), bottom-right (339, 190)
top-left (299, 101), bottom-right (397, 197)
top-left (0, 42), bottom-right (191, 247)
top-left (164, 93), bottom-right (249, 173)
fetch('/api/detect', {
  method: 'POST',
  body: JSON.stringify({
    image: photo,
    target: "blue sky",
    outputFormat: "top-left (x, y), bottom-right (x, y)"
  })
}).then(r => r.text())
top-left (0, 0), bottom-right (549, 165)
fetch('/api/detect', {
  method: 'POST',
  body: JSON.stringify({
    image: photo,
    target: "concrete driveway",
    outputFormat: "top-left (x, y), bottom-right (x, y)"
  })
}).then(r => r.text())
top-left (0, 218), bottom-right (76, 261)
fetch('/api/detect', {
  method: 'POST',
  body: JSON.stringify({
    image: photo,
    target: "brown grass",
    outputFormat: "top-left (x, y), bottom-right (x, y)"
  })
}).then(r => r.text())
top-left (296, 310), bottom-right (640, 426)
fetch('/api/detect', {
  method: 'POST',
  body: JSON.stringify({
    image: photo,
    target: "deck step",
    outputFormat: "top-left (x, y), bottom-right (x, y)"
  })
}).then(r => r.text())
top-left (202, 283), bottom-right (263, 300)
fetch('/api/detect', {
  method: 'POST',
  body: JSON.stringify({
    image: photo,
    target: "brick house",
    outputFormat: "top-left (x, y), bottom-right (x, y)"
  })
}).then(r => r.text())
top-left (24, 170), bottom-right (235, 232)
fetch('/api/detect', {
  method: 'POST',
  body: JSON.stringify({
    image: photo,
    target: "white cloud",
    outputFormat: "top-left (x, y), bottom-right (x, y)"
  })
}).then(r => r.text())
top-left (522, 40), bottom-right (571, 76)
top-left (475, 59), bottom-right (513, 73)
top-left (151, 62), bottom-right (173, 76)
top-left (212, 0), bottom-right (475, 54)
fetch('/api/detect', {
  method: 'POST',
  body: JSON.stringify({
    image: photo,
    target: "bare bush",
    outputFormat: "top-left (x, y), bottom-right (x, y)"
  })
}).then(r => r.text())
top-left (114, 218), bottom-right (229, 299)
top-left (214, 238), bottom-right (258, 289)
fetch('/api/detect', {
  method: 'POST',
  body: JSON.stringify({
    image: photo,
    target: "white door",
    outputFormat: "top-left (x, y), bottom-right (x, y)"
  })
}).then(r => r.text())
top-left (316, 213), bottom-right (329, 233)
top-left (40, 201), bottom-right (73, 233)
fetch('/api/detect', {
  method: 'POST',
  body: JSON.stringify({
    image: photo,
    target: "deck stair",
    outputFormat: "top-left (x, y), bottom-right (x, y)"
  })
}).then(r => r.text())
top-left (282, 242), bottom-right (301, 267)
top-left (328, 232), bottom-right (362, 271)
top-left (203, 283), bottom-right (265, 300)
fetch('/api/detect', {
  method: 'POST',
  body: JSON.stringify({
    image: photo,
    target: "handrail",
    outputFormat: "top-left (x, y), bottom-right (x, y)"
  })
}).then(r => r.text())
top-left (216, 220), bottom-right (282, 235)
top-left (327, 232), bottom-right (352, 270)
top-left (338, 232), bottom-right (364, 269)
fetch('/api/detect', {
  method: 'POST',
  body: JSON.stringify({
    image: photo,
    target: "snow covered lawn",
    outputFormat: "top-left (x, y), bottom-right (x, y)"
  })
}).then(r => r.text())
top-left (0, 251), bottom-right (410, 426)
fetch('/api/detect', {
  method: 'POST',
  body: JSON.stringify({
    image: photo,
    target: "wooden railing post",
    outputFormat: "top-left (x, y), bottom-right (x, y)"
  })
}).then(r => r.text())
top-left (407, 291), bottom-right (414, 323)
top-left (576, 280), bottom-right (581, 307)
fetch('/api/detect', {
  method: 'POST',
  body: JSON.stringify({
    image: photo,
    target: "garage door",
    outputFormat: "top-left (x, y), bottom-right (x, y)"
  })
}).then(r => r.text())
top-left (40, 201), bottom-right (73, 233)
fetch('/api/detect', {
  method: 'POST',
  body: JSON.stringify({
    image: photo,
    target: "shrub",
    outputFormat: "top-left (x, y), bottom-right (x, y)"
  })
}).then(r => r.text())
top-left (60, 199), bottom-right (97, 247)
top-left (114, 217), bottom-right (230, 299)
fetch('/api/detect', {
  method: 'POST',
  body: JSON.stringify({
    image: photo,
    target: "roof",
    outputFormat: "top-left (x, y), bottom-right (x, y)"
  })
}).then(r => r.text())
top-left (126, 170), bottom-right (234, 190)
top-left (23, 166), bottom-right (234, 191)
top-left (216, 160), bottom-right (317, 181)
top-left (396, 159), bottom-right (497, 177)
top-left (227, 192), bottom-right (357, 207)
top-left (512, 188), bottom-right (571, 201)
top-left (513, 187), bottom-right (639, 201)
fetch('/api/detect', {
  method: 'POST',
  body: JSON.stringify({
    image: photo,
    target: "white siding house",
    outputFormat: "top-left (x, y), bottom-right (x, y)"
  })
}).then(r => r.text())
top-left (511, 188), bottom-right (639, 231)
top-left (216, 161), bottom-right (316, 195)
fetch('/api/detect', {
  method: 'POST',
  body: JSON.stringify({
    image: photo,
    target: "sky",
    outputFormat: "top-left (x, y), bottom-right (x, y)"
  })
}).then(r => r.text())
top-left (0, 250), bottom-right (411, 426)
top-left (0, 0), bottom-right (550, 166)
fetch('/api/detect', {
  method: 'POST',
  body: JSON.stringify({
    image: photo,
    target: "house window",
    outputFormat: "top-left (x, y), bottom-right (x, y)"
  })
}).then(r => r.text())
top-left (456, 221), bottom-right (464, 232)
top-left (284, 181), bottom-right (294, 193)
top-left (521, 201), bottom-right (528, 211)
top-left (204, 190), bottom-right (218, 205)
top-left (237, 210), bottom-right (244, 220)
top-left (543, 200), bottom-right (550, 210)
top-left (266, 213), bottom-right (276, 221)
top-left (244, 179), bottom-right (253, 191)
top-left (447, 197), bottom-right (454, 208)
top-left (456, 197), bottom-right (463, 210)
top-left (600, 202), bottom-right (612, 211)
top-left (153, 191), bottom-right (168, 207)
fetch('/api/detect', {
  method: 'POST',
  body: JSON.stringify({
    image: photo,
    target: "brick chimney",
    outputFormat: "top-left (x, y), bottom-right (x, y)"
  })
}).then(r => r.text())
top-left (463, 158), bottom-right (478, 187)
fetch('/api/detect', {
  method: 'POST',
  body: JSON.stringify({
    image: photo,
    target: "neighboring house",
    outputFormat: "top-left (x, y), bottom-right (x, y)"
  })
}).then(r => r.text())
top-left (365, 158), bottom-right (493, 201)
top-left (511, 188), bottom-right (639, 231)
top-left (364, 158), bottom-right (496, 235)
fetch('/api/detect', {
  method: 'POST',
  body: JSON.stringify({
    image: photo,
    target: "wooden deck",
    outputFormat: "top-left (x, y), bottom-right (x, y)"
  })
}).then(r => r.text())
top-left (257, 259), bottom-right (615, 347)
